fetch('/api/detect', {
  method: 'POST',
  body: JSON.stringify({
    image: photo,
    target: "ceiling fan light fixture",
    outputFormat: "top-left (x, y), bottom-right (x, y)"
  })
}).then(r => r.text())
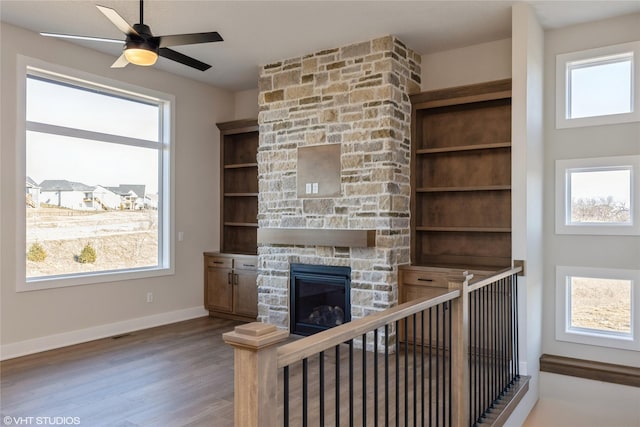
top-left (124, 44), bottom-right (158, 66)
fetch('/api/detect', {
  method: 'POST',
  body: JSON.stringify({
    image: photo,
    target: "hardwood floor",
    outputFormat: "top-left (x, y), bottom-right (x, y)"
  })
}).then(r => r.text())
top-left (0, 317), bottom-right (243, 427)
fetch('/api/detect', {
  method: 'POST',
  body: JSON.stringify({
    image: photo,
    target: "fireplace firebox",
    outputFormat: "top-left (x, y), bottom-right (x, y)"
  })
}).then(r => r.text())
top-left (290, 263), bottom-right (351, 336)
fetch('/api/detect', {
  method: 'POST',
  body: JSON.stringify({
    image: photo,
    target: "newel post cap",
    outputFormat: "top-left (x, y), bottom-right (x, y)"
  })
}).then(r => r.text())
top-left (223, 322), bottom-right (289, 350)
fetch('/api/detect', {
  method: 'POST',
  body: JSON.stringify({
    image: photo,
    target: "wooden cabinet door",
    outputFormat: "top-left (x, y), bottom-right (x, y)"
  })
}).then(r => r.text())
top-left (206, 267), bottom-right (233, 313)
top-left (233, 269), bottom-right (258, 319)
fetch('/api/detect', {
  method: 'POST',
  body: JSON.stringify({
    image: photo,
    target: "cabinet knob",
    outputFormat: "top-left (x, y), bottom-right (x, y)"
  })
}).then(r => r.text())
top-left (227, 272), bottom-right (232, 285)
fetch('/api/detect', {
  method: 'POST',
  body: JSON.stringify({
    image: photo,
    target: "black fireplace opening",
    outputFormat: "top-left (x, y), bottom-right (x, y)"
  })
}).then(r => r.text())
top-left (290, 263), bottom-right (351, 336)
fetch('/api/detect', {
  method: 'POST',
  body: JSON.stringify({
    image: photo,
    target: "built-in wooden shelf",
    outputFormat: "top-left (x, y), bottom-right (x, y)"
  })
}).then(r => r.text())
top-left (224, 162), bottom-right (258, 169)
top-left (417, 185), bottom-right (511, 193)
top-left (410, 79), bottom-right (512, 269)
top-left (224, 193), bottom-right (259, 197)
top-left (416, 142), bottom-right (511, 155)
top-left (257, 228), bottom-right (376, 248)
top-left (224, 222), bottom-right (259, 227)
top-left (416, 226), bottom-right (511, 233)
top-left (218, 119), bottom-right (259, 255)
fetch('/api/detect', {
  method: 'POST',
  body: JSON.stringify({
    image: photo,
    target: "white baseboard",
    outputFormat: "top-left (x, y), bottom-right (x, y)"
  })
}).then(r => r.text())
top-left (0, 306), bottom-right (209, 361)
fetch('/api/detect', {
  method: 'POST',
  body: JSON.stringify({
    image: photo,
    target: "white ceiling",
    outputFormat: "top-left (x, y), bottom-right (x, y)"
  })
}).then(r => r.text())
top-left (2, 0), bottom-right (639, 91)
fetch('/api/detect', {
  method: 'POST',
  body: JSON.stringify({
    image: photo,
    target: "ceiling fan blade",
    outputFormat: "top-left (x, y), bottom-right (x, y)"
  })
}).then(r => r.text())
top-left (155, 32), bottom-right (223, 48)
top-left (96, 5), bottom-right (139, 36)
top-left (159, 47), bottom-right (211, 71)
top-left (111, 53), bottom-right (129, 68)
top-left (40, 32), bottom-right (123, 44)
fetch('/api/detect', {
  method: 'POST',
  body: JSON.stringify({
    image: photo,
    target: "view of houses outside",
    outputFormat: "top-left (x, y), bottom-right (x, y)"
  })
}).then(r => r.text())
top-left (25, 71), bottom-right (164, 281)
top-left (26, 178), bottom-right (159, 279)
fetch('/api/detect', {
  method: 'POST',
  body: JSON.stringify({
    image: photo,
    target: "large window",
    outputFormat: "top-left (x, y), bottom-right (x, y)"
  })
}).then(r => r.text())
top-left (555, 155), bottom-right (640, 235)
top-left (556, 266), bottom-right (639, 351)
top-left (19, 59), bottom-right (174, 291)
top-left (556, 41), bottom-right (640, 128)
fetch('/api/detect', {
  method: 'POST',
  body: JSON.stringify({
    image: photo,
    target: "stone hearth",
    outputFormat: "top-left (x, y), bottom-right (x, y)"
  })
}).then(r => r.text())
top-left (256, 36), bottom-right (421, 332)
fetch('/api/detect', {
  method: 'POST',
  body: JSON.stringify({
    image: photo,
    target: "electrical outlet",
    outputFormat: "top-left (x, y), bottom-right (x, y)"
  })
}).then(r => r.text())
top-left (305, 183), bottom-right (312, 194)
top-left (312, 182), bottom-right (319, 194)
top-left (146, 292), bottom-right (153, 303)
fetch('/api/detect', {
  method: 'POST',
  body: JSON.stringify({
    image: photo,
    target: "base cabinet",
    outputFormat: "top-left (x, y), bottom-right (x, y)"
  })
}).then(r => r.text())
top-left (204, 252), bottom-right (258, 321)
top-left (398, 265), bottom-right (491, 346)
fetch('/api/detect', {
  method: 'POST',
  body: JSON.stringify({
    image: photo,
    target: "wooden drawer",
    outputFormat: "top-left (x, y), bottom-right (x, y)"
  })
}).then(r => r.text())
top-left (233, 255), bottom-right (258, 271)
top-left (400, 269), bottom-right (450, 288)
top-left (206, 256), bottom-right (233, 269)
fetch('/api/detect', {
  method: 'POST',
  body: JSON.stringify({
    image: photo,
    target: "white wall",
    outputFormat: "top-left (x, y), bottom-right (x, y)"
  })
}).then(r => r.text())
top-left (0, 22), bottom-right (235, 359)
top-left (234, 88), bottom-right (259, 120)
top-left (420, 38), bottom-right (511, 91)
top-left (506, 4), bottom-right (545, 426)
top-left (543, 12), bottom-right (640, 368)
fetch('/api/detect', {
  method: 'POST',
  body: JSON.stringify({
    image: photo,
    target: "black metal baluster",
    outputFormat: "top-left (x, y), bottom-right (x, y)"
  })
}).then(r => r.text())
top-left (428, 307), bottom-right (432, 427)
top-left (412, 314), bottom-right (417, 427)
top-left (362, 333), bottom-right (367, 427)
top-left (336, 345), bottom-right (340, 427)
top-left (509, 275), bottom-right (516, 384)
top-left (349, 340), bottom-right (354, 427)
top-left (319, 351), bottom-right (325, 427)
top-left (404, 317), bottom-right (409, 427)
top-left (303, 358), bottom-right (308, 427)
top-left (472, 290), bottom-right (477, 425)
top-left (435, 305), bottom-right (439, 427)
top-left (396, 320), bottom-right (400, 427)
top-left (374, 328), bottom-right (379, 427)
top-left (284, 366), bottom-right (289, 427)
top-left (501, 278), bottom-right (507, 394)
top-left (421, 310), bottom-right (425, 426)
top-left (511, 275), bottom-right (520, 379)
top-left (479, 287), bottom-right (485, 420)
top-left (385, 324), bottom-right (390, 427)
top-left (448, 302), bottom-right (452, 427)
top-left (492, 282), bottom-right (497, 407)
top-left (484, 286), bottom-right (489, 417)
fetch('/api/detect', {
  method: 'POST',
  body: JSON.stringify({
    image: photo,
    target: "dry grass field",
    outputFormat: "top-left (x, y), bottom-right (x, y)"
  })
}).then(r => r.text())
top-left (26, 207), bottom-right (158, 278)
top-left (570, 277), bottom-right (631, 333)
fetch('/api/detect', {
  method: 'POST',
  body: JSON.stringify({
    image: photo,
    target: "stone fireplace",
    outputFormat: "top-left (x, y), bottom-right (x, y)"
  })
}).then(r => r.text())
top-left (256, 36), bottom-right (421, 332)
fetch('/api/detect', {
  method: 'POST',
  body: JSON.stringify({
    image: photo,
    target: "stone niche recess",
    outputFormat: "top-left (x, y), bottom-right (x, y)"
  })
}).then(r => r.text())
top-left (257, 35), bottom-right (421, 333)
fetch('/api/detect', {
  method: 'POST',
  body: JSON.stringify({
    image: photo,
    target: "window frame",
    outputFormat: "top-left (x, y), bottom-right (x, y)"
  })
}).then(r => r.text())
top-left (555, 155), bottom-right (640, 236)
top-left (556, 41), bottom-right (640, 129)
top-left (556, 265), bottom-right (639, 351)
top-left (16, 56), bottom-right (175, 292)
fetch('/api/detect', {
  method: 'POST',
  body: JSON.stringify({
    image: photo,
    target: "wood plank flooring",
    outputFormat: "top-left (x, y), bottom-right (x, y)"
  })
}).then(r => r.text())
top-left (0, 317), bottom-right (242, 427)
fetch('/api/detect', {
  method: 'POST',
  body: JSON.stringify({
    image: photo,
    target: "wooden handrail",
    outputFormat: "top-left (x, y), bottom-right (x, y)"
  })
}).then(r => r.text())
top-left (467, 265), bottom-right (522, 293)
top-left (277, 288), bottom-right (460, 368)
top-left (225, 265), bottom-right (524, 427)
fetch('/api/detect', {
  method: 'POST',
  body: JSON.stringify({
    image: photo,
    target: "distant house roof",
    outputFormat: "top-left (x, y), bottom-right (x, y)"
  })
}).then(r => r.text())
top-left (26, 176), bottom-right (40, 188)
top-left (39, 179), bottom-right (95, 192)
top-left (106, 184), bottom-right (146, 198)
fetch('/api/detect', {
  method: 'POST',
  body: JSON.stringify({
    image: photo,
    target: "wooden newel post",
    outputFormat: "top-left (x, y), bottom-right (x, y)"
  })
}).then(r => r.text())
top-left (223, 322), bottom-right (289, 427)
top-left (449, 273), bottom-right (472, 427)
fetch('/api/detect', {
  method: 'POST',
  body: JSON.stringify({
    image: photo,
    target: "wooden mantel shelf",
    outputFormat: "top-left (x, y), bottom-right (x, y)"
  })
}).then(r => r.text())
top-left (257, 228), bottom-right (376, 248)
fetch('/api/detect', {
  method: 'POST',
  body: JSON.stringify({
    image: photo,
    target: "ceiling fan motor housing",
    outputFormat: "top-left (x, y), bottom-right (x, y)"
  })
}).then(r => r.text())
top-left (124, 24), bottom-right (158, 65)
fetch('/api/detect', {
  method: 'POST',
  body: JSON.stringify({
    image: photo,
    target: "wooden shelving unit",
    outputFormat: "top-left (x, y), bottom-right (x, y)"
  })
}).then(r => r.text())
top-left (410, 79), bottom-right (512, 269)
top-left (217, 119), bottom-right (259, 255)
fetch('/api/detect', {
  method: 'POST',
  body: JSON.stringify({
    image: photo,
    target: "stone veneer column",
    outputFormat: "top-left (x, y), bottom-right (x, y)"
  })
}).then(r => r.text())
top-left (257, 36), bottom-right (421, 331)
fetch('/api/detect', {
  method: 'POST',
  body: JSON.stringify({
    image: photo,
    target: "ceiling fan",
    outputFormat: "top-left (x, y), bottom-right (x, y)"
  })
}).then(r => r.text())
top-left (40, 0), bottom-right (223, 71)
